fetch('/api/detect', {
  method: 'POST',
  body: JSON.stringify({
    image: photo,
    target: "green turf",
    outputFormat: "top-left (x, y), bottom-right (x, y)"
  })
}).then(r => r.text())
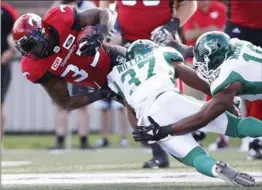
top-left (2, 149), bottom-right (261, 173)
top-left (2, 133), bottom-right (241, 149)
top-left (2, 148), bottom-right (262, 190)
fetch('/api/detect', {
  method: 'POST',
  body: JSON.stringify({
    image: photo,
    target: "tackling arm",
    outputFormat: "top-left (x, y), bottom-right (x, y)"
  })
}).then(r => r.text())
top-left (173, 61), bottom-right (210, 95)
top-left (78, 7), bottom-right (117, 34)
top-left (169, 82), bottom-right (241, 135)
top-left (41, 77), bottom-right (106, 111)
top-left (174, 0), bottom-right (197, 26)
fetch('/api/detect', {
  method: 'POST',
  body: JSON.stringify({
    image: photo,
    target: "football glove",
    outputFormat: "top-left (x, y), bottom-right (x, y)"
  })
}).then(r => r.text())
top-left (74, 85), bottom-right (124, 105)
top-left (151, 17), bottom-right (180, 46)
top-left (79, 25), bottom-right (108, 57)
top-left (132, 116), bottom-right (173, 142)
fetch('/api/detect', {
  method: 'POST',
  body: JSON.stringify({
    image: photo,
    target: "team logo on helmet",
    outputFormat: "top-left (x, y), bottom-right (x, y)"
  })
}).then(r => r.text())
top-left (199, 39), bottom-right (219, 58)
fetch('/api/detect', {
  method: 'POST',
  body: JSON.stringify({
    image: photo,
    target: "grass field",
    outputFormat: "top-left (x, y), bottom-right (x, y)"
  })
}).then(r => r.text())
top-left (2, 134), bottom-right (262, 190)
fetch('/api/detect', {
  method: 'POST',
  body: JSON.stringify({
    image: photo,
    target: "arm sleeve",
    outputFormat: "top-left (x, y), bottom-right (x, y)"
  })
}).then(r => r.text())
top-left (21, 58), bottom-right (49, 83)
top-left (211, 69), bottom-right (235, 96)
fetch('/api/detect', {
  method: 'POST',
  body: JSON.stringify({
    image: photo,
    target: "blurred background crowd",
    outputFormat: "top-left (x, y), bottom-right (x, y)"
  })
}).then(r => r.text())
top-left (1, 0), bottom-right (262, 168)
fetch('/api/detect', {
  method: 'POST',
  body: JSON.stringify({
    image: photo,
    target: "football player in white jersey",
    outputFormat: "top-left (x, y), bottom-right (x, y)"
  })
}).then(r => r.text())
top-left (134, 31), bottom-right (262, 140)
top-left (108, 39), bottom-right (259, 187)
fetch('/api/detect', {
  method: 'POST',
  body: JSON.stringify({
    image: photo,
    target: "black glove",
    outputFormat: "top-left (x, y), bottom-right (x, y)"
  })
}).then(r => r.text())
top-left (132, 116), bottom-right (173, 142)
top-left (101, 85), bottom-right (125, 105)
top-left (151, 17), bottom-right (180, 46)
top-left (79, 25), bottom-right (108, 57)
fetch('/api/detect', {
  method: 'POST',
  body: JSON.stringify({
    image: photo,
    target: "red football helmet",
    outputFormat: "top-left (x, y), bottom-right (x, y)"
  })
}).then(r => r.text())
top-left (12, 13), bottom-right (49, 59)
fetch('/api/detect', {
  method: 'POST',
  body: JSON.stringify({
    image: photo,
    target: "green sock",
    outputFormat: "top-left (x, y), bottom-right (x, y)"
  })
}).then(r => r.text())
top-left (192, 152), bottom-right (216, 177)
top-left (175, 146), bottom-right (216, 178)
top-left (225, 112), bottom-right (262, 138)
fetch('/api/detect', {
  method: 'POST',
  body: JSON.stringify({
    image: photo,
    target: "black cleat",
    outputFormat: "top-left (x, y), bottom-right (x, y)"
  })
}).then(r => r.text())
top-left (248, 139), bottom-right (262, 160)
top-left (192, 131), bottom-right (206, 145)
top-left (95, 138), bottom-right (110, 148)
top-left (142, 158), bottom-right (169, 169)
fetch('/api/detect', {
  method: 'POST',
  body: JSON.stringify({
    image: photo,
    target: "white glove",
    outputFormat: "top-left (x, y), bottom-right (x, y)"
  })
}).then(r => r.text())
top-left (151, 26), bottom-right (173, 46)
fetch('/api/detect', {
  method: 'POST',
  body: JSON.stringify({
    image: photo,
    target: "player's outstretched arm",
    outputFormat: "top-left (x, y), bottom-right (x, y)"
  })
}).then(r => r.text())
top-left (173, 61), bottom-right (211, 95)
top-left (169, 82), bottom-right (241, 135)
top-left (133, 82), bottom-right (241, 142)
top-left (41, 78), bottom-right (106, 111)
top-left (78, 8), bottom-right (117, 34)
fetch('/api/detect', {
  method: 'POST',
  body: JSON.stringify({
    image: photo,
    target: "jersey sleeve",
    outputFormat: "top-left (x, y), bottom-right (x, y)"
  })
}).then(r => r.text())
top-left (43, 5), bottom-right (81, 31)
top-left (210, 61), bottom-right (238, 95)
top-left (107, 69), bottom-right (124, 97)
top-left (21, 57), bottom-right (48, 83)
top-left (160, 47), bottom-right (184, 64)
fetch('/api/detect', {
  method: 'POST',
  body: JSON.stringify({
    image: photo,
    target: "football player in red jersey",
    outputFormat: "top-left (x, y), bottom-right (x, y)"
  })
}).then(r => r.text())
top-left (12, 5), bottom-right (126, 111)
top-left (100, 0), bottom-right (197, 169)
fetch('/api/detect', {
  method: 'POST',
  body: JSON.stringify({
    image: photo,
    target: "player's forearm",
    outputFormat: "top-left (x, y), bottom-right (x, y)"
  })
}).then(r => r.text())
top-left (167, 40), bottom-right (193, 59)
top-left (170, 99), bottom-right (228, 135)
top-left (175, 0), bottom-right (197, 26)
top-left (99, 0), bottom-right (112, 8)
top-left (174, 62), bottom-right (211, 95)
top-left (79, 8), bottom-right (117, 33)
top-left (97, 8), bottom-right (117, 33)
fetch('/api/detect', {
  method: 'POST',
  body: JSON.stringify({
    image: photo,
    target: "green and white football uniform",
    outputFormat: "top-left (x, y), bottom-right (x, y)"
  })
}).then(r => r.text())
top-left (107, 43), bottom-right (262, 179)
top-left (210, 38), bottom-right (262, 101)
top-left (107, 46), bottom-right (184, 116)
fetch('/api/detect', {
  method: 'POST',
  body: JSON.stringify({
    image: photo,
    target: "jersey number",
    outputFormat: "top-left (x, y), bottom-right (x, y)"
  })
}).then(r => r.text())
top-left (242, 44), bottom-right (262, 64)
top-left (60, 48), bottom-right (101, 82)
top-left (122, 0), bottom-right (160, 6)
top-left (121, 59), bottom-right (156, 95)
top-left (61, 64), bottom-right (88, 82)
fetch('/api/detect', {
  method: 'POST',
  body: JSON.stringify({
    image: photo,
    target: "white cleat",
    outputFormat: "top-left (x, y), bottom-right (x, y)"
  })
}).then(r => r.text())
top-left (214, 161), bottom-right (256, 187)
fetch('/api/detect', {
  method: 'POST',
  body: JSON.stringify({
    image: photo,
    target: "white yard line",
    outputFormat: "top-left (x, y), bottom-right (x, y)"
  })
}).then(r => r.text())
top-left (2, 161), bottom-right (31, 167)
top-left (2, 172), bottom-right (262, 185)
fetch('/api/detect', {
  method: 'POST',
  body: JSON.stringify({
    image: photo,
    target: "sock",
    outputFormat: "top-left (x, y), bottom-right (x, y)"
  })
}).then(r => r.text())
top-left (175, 146), bottom-right (216, 178)
top-left (57, 135), bottom-right (64, 145)
top-left (151, 143), bottom-right (168, 160)
top-left (192, 153), bottom-right (216, 177)
top-left (226, 112), bottom-right (262, 138)
top-left (80, 136), bottom-right (87, 146)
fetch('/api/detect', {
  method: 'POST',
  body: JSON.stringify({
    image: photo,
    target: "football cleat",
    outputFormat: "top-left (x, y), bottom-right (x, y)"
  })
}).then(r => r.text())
top-left (248, 139), bottom-right (262, 160)
top-left (192, 131), bottom-right (206, 145)
top-left (95, 138), bottom-right (110, 148)
top-left (214, 161), bottom-right (256, 187)
top-left (142, 158), bottom-right (169, 169)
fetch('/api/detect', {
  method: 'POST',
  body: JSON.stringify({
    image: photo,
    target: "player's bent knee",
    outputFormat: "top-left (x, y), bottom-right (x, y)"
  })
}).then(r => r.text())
top-left (175, 146), bottom-right (206, 167)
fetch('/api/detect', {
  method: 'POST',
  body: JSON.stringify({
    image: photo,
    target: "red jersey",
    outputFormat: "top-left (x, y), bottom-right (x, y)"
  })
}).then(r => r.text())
top-left (21, 5), bottom-right (111, 88)
top-left (227, 1), bottom-right (262, 29)
top-left (117, 0), bottom-right (173, 41)
top-left (183, 1), bottom-right (226, 46)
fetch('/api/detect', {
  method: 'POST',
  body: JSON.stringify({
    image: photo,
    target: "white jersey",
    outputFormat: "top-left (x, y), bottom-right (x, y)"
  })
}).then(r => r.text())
top-left (107, 47), bottom-right (184, 116)
top-left (210, 38), bottom-right (262, 101)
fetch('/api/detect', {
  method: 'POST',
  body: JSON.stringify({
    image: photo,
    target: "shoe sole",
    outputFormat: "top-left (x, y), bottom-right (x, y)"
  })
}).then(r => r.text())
top-left (232, 173), bottom-right (256, 187)
top-left (215, 161), bottom-right (256, 187)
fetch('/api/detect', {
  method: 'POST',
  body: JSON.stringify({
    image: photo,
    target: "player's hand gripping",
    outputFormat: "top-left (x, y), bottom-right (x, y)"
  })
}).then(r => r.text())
top-left (151, 17), bottom-right (180, 46)
top-left (132, 117), bottom-right (173, 142)
top-left (80, 25), bottom-right (108, 57)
